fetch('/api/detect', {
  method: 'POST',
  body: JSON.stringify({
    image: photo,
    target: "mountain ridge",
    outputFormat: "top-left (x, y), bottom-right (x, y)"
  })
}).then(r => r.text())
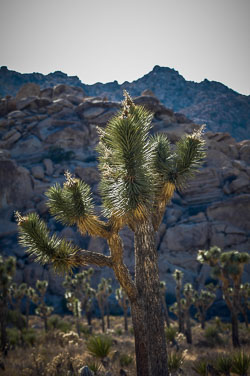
top-left (0, 65), bottom-right (250, 141)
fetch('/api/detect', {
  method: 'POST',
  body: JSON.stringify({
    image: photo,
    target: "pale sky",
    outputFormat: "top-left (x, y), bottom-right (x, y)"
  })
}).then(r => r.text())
top-left (0, 0), bottom-right (249, 95)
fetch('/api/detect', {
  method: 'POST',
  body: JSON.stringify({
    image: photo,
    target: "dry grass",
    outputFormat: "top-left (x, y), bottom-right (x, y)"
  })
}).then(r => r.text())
top-left (0, 315), bottom-right (249, 376)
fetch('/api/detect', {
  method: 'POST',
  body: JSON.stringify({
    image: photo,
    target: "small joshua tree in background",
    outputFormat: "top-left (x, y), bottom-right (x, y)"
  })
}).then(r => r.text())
top-left (65, 291), bottom-right (81, 334)
top-left (116, 286), bottom-right (130, 332)
top-left (172, 270), bottom-right (184, 333)
top-left (160, 281), bottom-right (170, 328)
top-left (182, 283), bottom-right (195, 344)
top-left (25, 286), bottom-right (37, 328)
top-left (9, 282), bottom-right (27, 312)
top-left (197, 246), bottom-right (250, 347)
top-left (194, 284), bottom-right (217, 330)
top-left (16, 91), bottom-right (205, 376)
top-left (0, 256), bottom-right (16, 355)
top-left (239, 283), bottom-right (250, 328)
top-left (33, 280), bottom-right (53, 332)
top-left (63, 269), bottom-right (95, 326)
top-left (96, 278), bottom-right (112, 333)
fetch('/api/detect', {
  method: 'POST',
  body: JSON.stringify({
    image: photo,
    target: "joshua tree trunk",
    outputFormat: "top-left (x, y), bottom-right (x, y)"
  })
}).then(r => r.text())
top-left (106, 303), bottom-right (110, 329)
top-left (43, 316), bottom-right (48, 332)
top-left (176, 288), bottom-right (184, 333)
top-left (231, 310), bottom-right (240, 347)
top-left (101, 311), bottom-right (105, 333)
top-left (184, 310), bottom-right (192, 344)
top-left (25, 299), bottom-right (30, 329)
top-left (0, 296), bottom-right (8, 355)
top-left (124, 305), bottom-right (128, 332)
top-left (86, 311), bottom-right (92, 326)
top-left (162, 297), bottom-right (170, 328)
top-left (201, 313), bottom-right (206, 330)
top-left (134, 220), bottom-right (168, 376)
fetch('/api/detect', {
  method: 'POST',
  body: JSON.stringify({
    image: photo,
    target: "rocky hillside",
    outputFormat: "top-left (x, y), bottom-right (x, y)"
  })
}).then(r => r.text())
top-left (1, 65), bottom-right (249, 141)
top-left (0, 83), bottom-right (250, 313)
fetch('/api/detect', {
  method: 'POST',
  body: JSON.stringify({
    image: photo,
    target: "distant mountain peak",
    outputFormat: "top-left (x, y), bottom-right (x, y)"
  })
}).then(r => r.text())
top-left (0, 66), bottom-right (249, 140)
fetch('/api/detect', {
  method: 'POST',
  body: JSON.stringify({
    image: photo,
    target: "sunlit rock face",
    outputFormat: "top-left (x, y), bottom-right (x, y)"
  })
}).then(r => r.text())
top-left (0, 83), bottom-right (249, 314)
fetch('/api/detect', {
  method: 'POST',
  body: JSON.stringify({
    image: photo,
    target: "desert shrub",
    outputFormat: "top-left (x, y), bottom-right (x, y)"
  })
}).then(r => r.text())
top-left (119, 353), bottom-right (133, 367)
top-left (7, 310), bottom-right (26, 330)
top-left (167, 351), bottom-right (185, 375)
top-left (46, 146), bottom-right (75, 163)
top-left (6, 328), bottom-right (20, 347)
top-left (204, 325), bottom-right (223, 347)
top-left (86, 335), bottom-right (112, 359)
top-left (192, 359), bottom-right (208, 376)
top-left (165, 326), bottom-right (177, 344)
top-left (214, 353), bottom-right (232, 375)
top-left (22, 328), bottom-right (37, 347)
top-left (115, 327), bottom-right (123, 336)
top-left (79, 323), bottom-right (92, 338)
top-left (48, 315), bottom-right (72, 332)
top-left (231, 351), bottom-right (250, 376)
top-left (85, 360), bottom-right (102, 374)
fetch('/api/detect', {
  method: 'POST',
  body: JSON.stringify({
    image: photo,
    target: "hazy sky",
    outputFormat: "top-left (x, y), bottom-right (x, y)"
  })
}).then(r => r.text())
top-left (0, 0), bottom-right (249, 95)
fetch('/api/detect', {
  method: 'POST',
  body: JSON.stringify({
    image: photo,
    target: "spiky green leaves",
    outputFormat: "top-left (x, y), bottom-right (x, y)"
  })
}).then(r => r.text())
top-left (150, 127), bottom-right (206, 190)
top-left (173, 127), bottom-right (206, 189)
top-left (97, 97), bottom-right (155, 220)
top-left (17, 212), bottom-right (82, 273)
top-left (46, 171), bottom-right (94, 226)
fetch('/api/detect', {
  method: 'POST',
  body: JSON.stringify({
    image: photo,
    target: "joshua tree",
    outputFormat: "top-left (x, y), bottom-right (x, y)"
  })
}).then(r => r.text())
top-left (25, 286), bottom-right (37, 328)
top-left (160, 281), bottom-right (170, 328)
top-left (182, 283), bottom-right (195, 344)
top-left (194, 284), bottom-right (216, 329)
top-left (63, 269), bottom-right (95, 326)
top-left (197, 246), bottom-right (250, 347)
top-left (116, 286), bottom-right (130, 332)
top-left (65, 291), bottom-right (82, 334)
top-left (9, 282), bottom-right (27, 311)
top-left (239, 283), bottom-right (250, 328)
top-left (16, 91), bottom-right (205, 376)
top-left (0, 256), bottom-right (16, 355)
top-left (96, 278), bottom-right (112, 332)
top-left (172, 269), bottom-right (184, 333)
top-left (33, 280), bottom-right (53, 331)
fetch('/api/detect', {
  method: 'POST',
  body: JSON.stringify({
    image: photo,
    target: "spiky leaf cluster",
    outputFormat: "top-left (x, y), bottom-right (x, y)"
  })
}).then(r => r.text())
top-left (173, 269), bottom-right (183, 283)
top-left (150, 128), bottom-right (206, 191)
top-left (46, 171), bottom-right (94, 226)
top-left (97, 93), bottom-right (154, 219)
top-left (17, 212), bottom-right (82, 273)
top-left (197, 246), bottom-right (222, 267)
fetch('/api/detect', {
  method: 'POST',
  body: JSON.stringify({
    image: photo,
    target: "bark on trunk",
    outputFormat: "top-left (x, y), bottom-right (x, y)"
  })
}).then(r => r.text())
top-left (101, 314), bottom-right (105, 333)
top-left (26, 299), bottom-right (30, 329)
top-left (201, 313), bottom-right (206, 330)
top-left (44, 316), bottom-right (48, 332)
top-left (231, 311), bottom-right (240, 347)
top-left (0, 306), bottom-right (8, 355)
top-left (107, 303), bottom-right (110, 329)
top-left (124, 307), bottom-right (128, 332)
top-left (176, 289), bottom-right (184, 333)
top-left (86, 311), bottom-right (92, 326)
top-left (131, 299), bottom-right (150, 376)
top-left (134, 220), bottom-right (168, 376)
top-left (162, 298), bottom-right (170, 328)
top-left (185, 311), bottom-right (192, 344)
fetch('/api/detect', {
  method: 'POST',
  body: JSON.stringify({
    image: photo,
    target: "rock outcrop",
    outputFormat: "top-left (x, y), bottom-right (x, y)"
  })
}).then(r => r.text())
top-left (0, 83), bottom-right (249, 313)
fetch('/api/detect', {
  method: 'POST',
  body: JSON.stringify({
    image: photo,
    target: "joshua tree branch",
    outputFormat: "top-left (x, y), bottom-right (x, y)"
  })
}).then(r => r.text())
top-left (70, 249), bottom-right (113, 268)
top-left (108, 233), bottom-right (137, 302)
